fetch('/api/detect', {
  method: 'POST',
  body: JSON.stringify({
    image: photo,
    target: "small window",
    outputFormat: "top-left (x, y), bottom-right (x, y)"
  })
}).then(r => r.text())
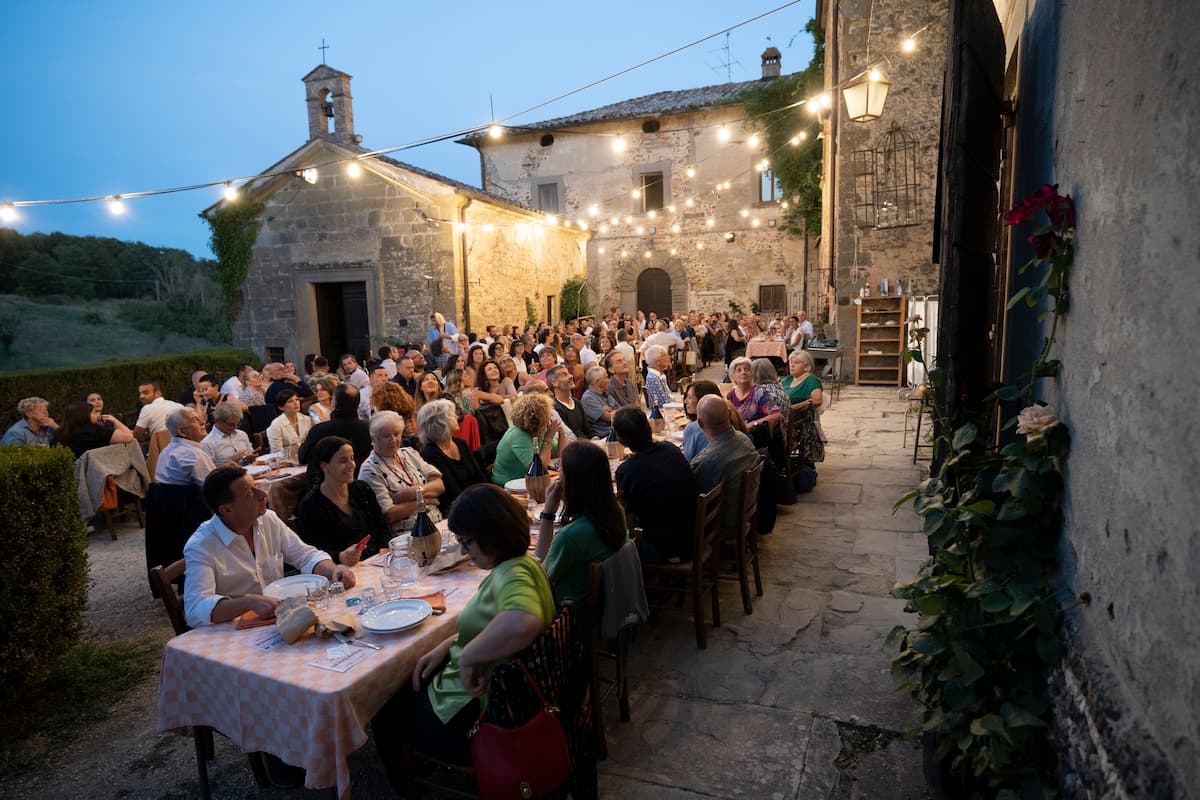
top-left (534, 180), bottom-right (561, 214)
top-left (641, 172), bottom-right (664, 212)
top-left (266, 346), bottom-right (285, 363)
top-left (758, 285), bottom-right (786, 315)
top-left (540, 134), bottom-right (555, 147)
top-left (758, 168), bottom-right (782, 204)
top-left (641, 119), bottom-right (661, 133)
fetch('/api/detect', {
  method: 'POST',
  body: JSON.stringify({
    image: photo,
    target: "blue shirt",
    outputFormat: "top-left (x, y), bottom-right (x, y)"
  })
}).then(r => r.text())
top-left (1, 420), bottom-right (54, 446)
top-left (682, 420), bottom-right (708, 461)
top-left (428, 321), bottom-right (460, 355)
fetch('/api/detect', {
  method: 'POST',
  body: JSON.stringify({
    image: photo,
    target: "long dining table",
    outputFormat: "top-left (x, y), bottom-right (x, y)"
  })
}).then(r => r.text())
top-left (156, 526), bottom-right (485, 799)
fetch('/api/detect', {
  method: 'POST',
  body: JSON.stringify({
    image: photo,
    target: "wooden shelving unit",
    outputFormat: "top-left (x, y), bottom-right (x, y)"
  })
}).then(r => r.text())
top-left (855, 296), bottom-right (906, 385)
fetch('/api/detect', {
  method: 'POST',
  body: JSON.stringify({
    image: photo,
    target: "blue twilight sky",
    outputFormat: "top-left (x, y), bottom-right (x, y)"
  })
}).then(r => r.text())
top-left (0, 0), bottom-right (816, 259)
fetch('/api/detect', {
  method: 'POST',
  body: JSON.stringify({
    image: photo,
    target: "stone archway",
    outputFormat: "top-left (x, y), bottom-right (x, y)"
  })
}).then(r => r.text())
top-left (615, 255), bottom-right (689, 317)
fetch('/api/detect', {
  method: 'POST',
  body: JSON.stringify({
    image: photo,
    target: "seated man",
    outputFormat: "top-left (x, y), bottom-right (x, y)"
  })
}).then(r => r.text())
top-left (639, 320), bottom-right (679, 355)
top-left (580, 365), bottom-right (616, 439)
top-left (201, 403), bottom-right (254, 466)
top-left (1, 397), bottom-right (58, 446)
top-left (604, 351), bottom-right (639, 408)
top-left (297, 384), bottom-right (372, 466)
top-left (264, 362), bottom-right (314, 405)
top-left (183, 466), bottom-right (356, 628)
top-left (613, 407), bottom-right (698, 563)
top-left (339, 354), bottom-right (370, 390)
top-left (390, 354), bottom-right (418, 396)
top-left (176, 370), bottom-right (208, 407)
top-left (359, 365), bottom-right (390, 420)
top-left (690, 395), bottom-right (760, 540)
top-left (548, 365), bottom-right (592, 439)
top-left (132, 380), bottom-right (184, 442)
top-left (379, 345), bottom-right (398, 379)
top-left (156, 408), bottom-right (217, 486)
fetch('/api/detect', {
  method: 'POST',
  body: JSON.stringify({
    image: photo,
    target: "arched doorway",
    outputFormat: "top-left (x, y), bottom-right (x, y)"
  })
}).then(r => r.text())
top-left (636, 268), bottom-right (673, 317)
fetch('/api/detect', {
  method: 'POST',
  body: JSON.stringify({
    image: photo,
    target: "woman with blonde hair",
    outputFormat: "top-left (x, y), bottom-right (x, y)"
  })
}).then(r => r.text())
top-left (490, 393), bottom-right (566, 486)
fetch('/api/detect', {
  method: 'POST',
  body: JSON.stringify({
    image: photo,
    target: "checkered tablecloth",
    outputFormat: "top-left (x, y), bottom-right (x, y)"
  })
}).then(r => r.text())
top-left (156, 556), bottom-right (486, 798)
top-left (745, 340), bottom-right (788, 360)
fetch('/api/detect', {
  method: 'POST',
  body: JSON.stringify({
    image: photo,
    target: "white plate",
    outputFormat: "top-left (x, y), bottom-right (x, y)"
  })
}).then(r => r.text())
top-left (361, 599), bottom-right (433, 634)
top-left (663, 402), bottom-right (685, 410)
top-left (504, 478), bottom-right (527, 494)
top-left (263, 574), bottom-right (327, 600)
top-left (245, 464), bottom-right (271, 477)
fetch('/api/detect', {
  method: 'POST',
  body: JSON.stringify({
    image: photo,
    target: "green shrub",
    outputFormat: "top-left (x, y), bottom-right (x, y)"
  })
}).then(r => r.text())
top-left (0, 347), bottom-right (257, 428)
top-left (116, 299), bottom-right (228, 344)
top-left (0, 446), bottom-right (88, 691)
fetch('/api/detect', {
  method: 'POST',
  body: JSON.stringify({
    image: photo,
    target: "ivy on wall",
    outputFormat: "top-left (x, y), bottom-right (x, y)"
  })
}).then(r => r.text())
top-left (200, 201), bottom-right (265, 329)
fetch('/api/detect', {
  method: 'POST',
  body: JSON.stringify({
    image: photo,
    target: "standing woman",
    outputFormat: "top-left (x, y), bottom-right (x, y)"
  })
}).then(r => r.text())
top-left (294, 436), bottom-right (389, 565)
top-left (535, 441), bottom-right (627, 608)
top-left (265, 388), bottom-right (312, 455)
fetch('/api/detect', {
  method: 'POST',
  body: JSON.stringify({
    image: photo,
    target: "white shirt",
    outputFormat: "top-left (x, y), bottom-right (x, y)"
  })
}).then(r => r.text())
top-left (201, 427), bottom-right (252, 464)
top-left (640, 331), bottom-right (679, 354)
top-left (578, 346), bottom-right (598, 369)
top-left (266, 413), bottom-right (312, 454)
top-left (614, 341), bottom-right (636, 364)
top-left (346, 368), bottom-right (370, 390)
top-left (358, 385), bottom-right (374, 420)
top-left (155, 437), bottom-right (216, 485)
top-left (183, 509), bottom-right (330, 628)
top-left (135, 396), bottom-right (184, 435)
top-left (380, 358), bottom-right (398, 379)
top-left (219, 376), bottom-right (243, 397)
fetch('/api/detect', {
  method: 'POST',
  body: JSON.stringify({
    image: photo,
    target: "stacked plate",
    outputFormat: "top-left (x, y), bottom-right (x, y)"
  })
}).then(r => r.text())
top-left (360, 600), bottom-right (433, 634)
top-left (263, 574), bottom-right (328, 600)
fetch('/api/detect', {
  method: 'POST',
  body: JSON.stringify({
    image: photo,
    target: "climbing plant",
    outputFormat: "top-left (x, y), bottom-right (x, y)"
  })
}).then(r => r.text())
top-left (200, 200), bottom-right (265, 328)
top-left (560, 277), bottom-right (590, 322)
top-left (888, 185), bottom-right (1076, 798)
top-left (738, 19), bottom-right (825, 237)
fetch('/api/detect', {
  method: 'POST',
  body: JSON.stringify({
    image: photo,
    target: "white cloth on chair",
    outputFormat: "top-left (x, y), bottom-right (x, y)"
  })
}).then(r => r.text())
top-left (75, 442), bottom-right (151, 519)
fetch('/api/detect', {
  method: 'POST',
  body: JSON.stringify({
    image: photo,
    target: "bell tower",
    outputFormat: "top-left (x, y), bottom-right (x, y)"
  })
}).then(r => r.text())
top-left (302, 65), bottom-right (356, 144)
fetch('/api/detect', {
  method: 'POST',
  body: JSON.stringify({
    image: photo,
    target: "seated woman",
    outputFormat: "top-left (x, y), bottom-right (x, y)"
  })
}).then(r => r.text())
top-left (371, 381), bottom-right (417, 436)
top-left (562, 345), bottom-right (587, 399)
top-left (441, 369), bottom-right (471, 420)
top-left (238, 369), bottom-right (269, 407)
top-left (372, 484), bottom-right (554, 780)
top-left (307, 375), bottom-right (339, 424)
top-left (359, 410), bottom-right (446, 535)
top-left (55, 400), bottom-right (135, 457)
top-left (417, 399), bottom-right (487, 511)
top-left (781, 349), bottom-right (825, 410)
top-left (470, 359), bottom-right (517, 410)
top-left (496, 354), bottom-right (530, 388)
top-left (413, 371), bottom-right (443, 416)
top-left (265, 388), bottom-right (312, 456)
top-left (725, 356), bottom-right (784, 443)
top-left (491, 393), bottom-right (565, 486)
top-left (295, 436), bottom-right (388, 565)
top-left (681, 380), bottom-right (723, 461)
top-left (536, 441), bottom-right (628, 607)
top-left (753, 357), bottom-right (791, 418)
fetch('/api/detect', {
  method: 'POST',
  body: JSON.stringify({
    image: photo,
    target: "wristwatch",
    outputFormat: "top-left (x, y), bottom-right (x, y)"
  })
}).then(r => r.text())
top-left (539, 511), bottom-right (557, 522)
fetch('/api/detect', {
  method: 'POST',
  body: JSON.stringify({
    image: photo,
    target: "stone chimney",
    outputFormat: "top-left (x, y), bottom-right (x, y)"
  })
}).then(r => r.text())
top-left (761, 47), bottom-right (782, 79)
top-left (302, 65), bottom-right (356, 144)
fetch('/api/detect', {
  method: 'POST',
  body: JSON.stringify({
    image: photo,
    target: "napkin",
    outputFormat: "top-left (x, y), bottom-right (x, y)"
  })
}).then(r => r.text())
top-left (314, 616), bottom-right (356, 638)
top-left (402, 591), bottom-right (446, 613)
top-left (429, 552), bottom-right (473, 575)
top-left (275, 596), bottom-right (318, 644)
top-left (235, 611), bottom-right (277, 630)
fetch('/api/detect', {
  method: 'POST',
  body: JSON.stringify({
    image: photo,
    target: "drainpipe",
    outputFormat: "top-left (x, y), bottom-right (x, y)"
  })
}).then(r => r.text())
top-left (458, 197), bottom-right (472, 333)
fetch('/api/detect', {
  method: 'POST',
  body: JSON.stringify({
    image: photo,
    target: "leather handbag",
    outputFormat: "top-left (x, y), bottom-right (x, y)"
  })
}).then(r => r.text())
top-left (470, 660), bottom-right (570, 800)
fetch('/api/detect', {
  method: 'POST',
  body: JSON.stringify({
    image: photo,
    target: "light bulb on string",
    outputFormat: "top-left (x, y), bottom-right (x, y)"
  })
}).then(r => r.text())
top-left (819, 93), bottom-right (832, 108)
top-left (684, 198), bottom-right (695, 208)
top-left (790, 136), bottom-right (800, 146)
top-left (739, 209), bottom-right (750, 218)
top-left (631, 188), bottom-right (640, 199)
top-left (670, 248), bottom-right (678, 256)
top-left (0, 203), bottom-right (17, 223)
top-left (108, 196), bottom-right (126, 215)
top-left (588, 204), bottom-right (599, 217)
top-left (671, 224), bottom-right (681, 233)
top-left (613, 136), bottom-right (627, 153)
top-left (610, 216), bottom-right (619, 226)
top-left (902, 38), bottom-right (916, 53)
top-left (346, 161), bottom-right (362, 178)
top-left (598, 247), bottom-right (606, 254)
top-left (620, 249), bottom-right (629, 258)
top-left (599, 224), bottom-right (609, 233)
top-left (686, 166), bottom-right (696, 178)
top-left (696, 242), bottom-right (705, 250)
top-left (747, 134), bottom-right (760, 148)
top-left (223, 182), bottom-right (239, 201)
top-left (643, 250), bottom-right (651, 259)
top-left (667, 205), bottom-right (676, 213)
top-left (482, 223), bottom-right (496, 233)
top-left (579, 221), bottom-right (588, 231)
top-left (751, 218), bottom-right (761, 228)
top-left (717, 126), bottom-right (730, 142)
top-left (488, 124), bottom-right (504, 139)
top-left (706, 218), bottom-right (715, 227)
top-left (544, 214), bottom-right (558, 226)
top-left (635, 225), bottom-right (645, 235)
top-left (647, 209), bottom-right (656, 219)
top-left (624, 215), bottom-right (633, 224)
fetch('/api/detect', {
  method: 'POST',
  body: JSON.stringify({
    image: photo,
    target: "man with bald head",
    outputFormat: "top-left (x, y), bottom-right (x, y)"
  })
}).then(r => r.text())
top-left (690, 394), bottom-right (759, 539)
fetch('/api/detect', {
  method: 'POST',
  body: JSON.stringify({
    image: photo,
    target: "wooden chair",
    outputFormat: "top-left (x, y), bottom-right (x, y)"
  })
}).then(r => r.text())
top-left (719, 459), bottom-right (764, 614)
top-left (585, 544), bottom-right (643, 757)
top-left (149, 561), bottom-right (270, 799)
top-left (146, 429), bottom-right (172, 481)
top-left (640, 479), bottom-right (725, 648)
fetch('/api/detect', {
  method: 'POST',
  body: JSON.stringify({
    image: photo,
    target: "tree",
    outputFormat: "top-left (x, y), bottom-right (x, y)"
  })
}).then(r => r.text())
top-left (559, 277), bottom-right (590, 322)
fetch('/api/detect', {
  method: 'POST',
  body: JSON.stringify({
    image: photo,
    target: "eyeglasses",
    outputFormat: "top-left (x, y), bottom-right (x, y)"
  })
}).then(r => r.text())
top-left (456, 535), bottom-right (475, 550)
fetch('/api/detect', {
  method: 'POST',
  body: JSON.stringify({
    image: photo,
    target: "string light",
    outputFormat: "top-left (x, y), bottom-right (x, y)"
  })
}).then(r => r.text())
top-left (345, 161), bottom-right (362, 178)
top-left (751, 218), bottom-right (761, 227)
top-left (902, 37), bottom-right (917, 53)
top-left (739, 209), bottom-right (749, 218)
top-left (717, 126), bottom-right (731, 142)
top-left (609, 216), bottom-right (619, 225)
top-left (747, 134), bottom-right (760, 148)
top-left (544, 214), bottom-right (558, 226)
top-left (624, 215), bottom-right (632, 224)
top-left (613, 136), bottom-right (627, 153)
top-left (598, 246), bottom-right (606, 254)
top-left (1, 203), bottom-right (17, 222)
top-left (686, 166), bottom-right (696, 178)
top-left (482, 223), bottom-right (495, 232)
top-left (696, 242), bottom-right (704, 250)
top-left (684, 198), bottom-right (695, 208)
top-left (108, 196), bottom-right (125, 215)
top-left (223, 182), bottom-right (239, 201)
top-left (635, 225), bottom-right (645, 234)
top-left (588, 204), bottom-right (599, 217)
top-left (643, 250), bottom-right (651, 259)
top-left (671, 223), bottom-right (681, 233)
top-left (630, 188), bottom-right (640, 199)
top-left (599, 224), bottom-right (609, 233)
top-left (706, 218), bottom-right (715, 227)
top-left (646, 209), bottom-right (656, 219)
top-left (670, 248), bottom-right (678, 255)
top-left (667, 205), bottom-right (676, 213)
top-left (620, 250), bottom-right (629, 258)
top-left (488, 124), bottom-right (504, 139)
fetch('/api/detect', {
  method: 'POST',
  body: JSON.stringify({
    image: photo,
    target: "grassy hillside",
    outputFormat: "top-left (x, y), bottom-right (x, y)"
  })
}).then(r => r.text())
top-left (0, 296), bottom-right (220, 373)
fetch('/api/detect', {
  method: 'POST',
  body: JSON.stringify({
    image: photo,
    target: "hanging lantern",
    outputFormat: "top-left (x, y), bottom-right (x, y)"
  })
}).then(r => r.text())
top-left (842, 70), bottom-right (890, 123)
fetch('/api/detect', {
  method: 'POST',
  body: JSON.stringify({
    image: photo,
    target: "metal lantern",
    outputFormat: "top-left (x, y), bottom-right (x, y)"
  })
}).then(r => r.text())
top-left (843, 70), bottom-right (891, 123)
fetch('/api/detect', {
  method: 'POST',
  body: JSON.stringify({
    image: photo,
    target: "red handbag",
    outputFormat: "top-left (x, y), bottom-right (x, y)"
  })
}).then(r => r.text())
top-left (470, 660), bottom-right (570, 800)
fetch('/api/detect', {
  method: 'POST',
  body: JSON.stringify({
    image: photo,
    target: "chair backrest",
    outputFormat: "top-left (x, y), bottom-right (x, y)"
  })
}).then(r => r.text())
top-left (694, 478), bottom-right (725, 563)
top-left (248, 404), bottom-right (280, 437)
top-left (146, 429), bottom-right (172, 481)
top-left (267, 474), bottom-right (309, 530)
top-left (737, 458), bottom-right (765, 545)
top-left (150, 558), bottom-right (189, 635)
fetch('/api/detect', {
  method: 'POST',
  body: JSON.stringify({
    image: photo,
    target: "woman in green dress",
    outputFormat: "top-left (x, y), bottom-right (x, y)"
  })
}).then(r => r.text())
top-left (372, 484), bottom-right (555, 783)
top-left (781, 349), bottom-right (825, 411)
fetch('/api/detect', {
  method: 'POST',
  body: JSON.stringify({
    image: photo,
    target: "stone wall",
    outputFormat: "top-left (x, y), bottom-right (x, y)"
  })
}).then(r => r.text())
top-left (475, 105), bottom-right (817, 318)
top-left (825, 0), bottom-right (948, 371)
top-left (997, 0), bottom-right (1199, 795)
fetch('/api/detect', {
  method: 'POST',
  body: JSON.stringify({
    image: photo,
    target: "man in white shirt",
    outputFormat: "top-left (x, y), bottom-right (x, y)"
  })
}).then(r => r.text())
top-left (571, 333), bottom-right (598, 369)
top-left (639, 320), bottom-right (680, 355)
top-left (378, 346), bottom-right (398, 379)
top-left (182, 466), bottom-right (356, 628)
top-left (201, 403), bottom-right (253, 466)
top-left (614, 329), bottom-right (637, 365)
top-left (340, 355), bottom-right (370, 390)
top-left (219, 363), bottom-right (252, 398)
top-left (156, 408), bottom-right (217, 485)
top-left (132, 381), bottom-right (184, 442)
top-left (358, 366), bottom-right (389, 419)
top-left (797, 311), bottom-right (815, 340)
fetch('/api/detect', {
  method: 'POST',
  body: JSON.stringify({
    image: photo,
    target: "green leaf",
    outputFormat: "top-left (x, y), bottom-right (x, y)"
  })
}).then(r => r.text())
top-left (1003, 707), bottom-right (1048, 729)
top-left (980, 592), bottom-right (1012, 613)
top-left (884, 625), bottom-right (909, 649)
top-left (1007, 287), bottom-right (1032, 309)
top-left (992, 468), bottom-right (1031, 498)
top-left (952, 423), bottom-right (978, 451)
top-left (995, 498), bottom-right (1027, 521)
top-left (892, 489), bottom-right (920, 511)
top-left (1036, 633), bottom-right (1063, 664)
top-left (955, 649), bottom-right (985, 685)
top-left (928, 368), bottom-right (944, 388)
top-left (969, 714), bottom-right (1007, 738)
top-left (1033, 359), bottom-right (1061, 378)
top-left (909, 349), bottom-right (924, 364)
top-left (909, 633), bottom-right (947, 656)
top-left (991, 385), bottom-right (1022, 402)
top-left (962, 500), bottom-right (996, 515)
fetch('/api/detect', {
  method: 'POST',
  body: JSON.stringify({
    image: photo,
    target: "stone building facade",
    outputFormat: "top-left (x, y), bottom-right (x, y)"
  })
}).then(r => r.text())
top-left (459, 53), bottom-right (818, 321)
top-left (215, 65), bottom-right (587, 363)
top-left (817, 0), bottom-right (949, 370)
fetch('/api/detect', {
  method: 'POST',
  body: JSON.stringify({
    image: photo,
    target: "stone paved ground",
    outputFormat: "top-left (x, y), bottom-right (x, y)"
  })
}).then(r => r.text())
top-left (1, 381), bottom-right (934, 799)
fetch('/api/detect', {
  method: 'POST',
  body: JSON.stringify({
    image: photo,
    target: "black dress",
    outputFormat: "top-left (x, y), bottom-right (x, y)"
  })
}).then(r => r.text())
top-left (419, 437), bottom-right (487, 512)
top-left (66, 423), bottom-right (115, 458)
top-left (295, 480), bottom-right (389, 564)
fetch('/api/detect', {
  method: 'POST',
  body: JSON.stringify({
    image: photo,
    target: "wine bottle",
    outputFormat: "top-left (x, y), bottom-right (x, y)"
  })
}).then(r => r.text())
top-left (526, 437), bottom-right (550, 502)
top-left (408, 485), bottom-right (441, 568)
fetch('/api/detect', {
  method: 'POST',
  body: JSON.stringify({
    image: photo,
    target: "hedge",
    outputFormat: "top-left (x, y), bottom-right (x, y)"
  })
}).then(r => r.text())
top-left (0, 445), bottom-right (88, 690)
top-left (0, 348), bottom-right (258, 429)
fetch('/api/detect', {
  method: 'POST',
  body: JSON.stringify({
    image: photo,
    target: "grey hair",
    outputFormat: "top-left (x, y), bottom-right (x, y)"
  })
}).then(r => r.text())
top-left (789, 349), bottom-right (816, 372)
top-left (166, 407), bottom-right (196, 436)
top-left (369, 410), bottom-right (406, 441)
top-left (752, 358), bottom-right (779, 385)
top-left (729, 355), bottom-right (753, 374)
top-left (212, 403), bottom-right (243, 424)
top-left (585, 365), bottom-right (607, 387)
top-left (644, 345), bottom-right (668, 365)
top-left (417, 399), bottom-right (457, 446)
top-left (17, 397), bottom-right (48, 418)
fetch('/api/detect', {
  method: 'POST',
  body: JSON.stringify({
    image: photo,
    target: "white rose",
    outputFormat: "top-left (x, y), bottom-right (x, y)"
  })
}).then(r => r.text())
top-left (1016, 404), bottom-right (1058, 440)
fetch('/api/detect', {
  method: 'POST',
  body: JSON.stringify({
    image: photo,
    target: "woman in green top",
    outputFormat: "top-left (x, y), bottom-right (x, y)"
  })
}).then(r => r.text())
top-left (780, 349), bottom-right (825, 410)
top-left (372, 484), bottom-right (555, 784)
top-left (537, 441), bottom-right (628, 607)
top-left (491, 392), bottom-right (566, 486)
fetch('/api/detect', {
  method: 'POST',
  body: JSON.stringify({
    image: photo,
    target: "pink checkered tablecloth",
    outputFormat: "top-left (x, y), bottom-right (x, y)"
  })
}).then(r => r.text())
top-left (156, 554), bottom-right (486, 798)
top-left (744, 340), bottom-right (788, 360)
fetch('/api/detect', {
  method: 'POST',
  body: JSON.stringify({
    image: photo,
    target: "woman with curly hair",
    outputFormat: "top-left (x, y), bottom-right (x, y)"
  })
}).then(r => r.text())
top-left (371, 381), bottom-right (417, 433)
top-left (490, 392), bottom-right (566, 486)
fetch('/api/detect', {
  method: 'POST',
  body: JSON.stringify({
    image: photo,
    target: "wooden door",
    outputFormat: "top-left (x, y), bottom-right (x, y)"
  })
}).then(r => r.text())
top-left (636, 268), bottom-right (672, 318)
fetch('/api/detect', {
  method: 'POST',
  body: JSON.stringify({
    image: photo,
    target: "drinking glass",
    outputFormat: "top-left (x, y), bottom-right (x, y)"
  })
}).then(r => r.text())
top-left (306, 584), bottom-right (329, 611)
top-left (327, 581), bottom-right (346, 606)
top-left (359, 587), bottom-right (377, 609)
top-left (380, 575), bottom-right (403, 601)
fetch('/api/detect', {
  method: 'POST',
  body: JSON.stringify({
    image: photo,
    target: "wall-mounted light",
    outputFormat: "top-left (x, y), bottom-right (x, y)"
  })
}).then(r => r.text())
top-left (843, 70), bottom-right (891, 122)
top-left (724, 232), bottom-right (736, 243)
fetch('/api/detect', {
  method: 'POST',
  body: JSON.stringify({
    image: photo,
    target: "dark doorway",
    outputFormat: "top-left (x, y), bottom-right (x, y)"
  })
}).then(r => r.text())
top-left (314, 282), bottom-right (370, 361)
top-left (636, 268), bottom-right (672, 317)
